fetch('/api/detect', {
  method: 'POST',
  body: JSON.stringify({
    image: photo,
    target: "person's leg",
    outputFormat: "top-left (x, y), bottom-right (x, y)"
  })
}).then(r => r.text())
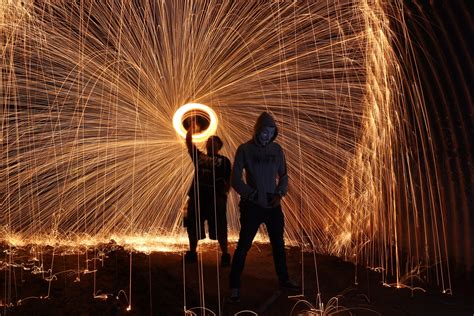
top-left (216, 200), bottom-right (231, 267)
top-left (185, 201), bottom-right (198, 263)
top-left (216, 197), bottom-right (229, 254)
top-left (218, 234), bottom-right (228, 254)
top-left (197, 195), bottom-right (208, 241)
top-left (186, 202), bottom-right (198, 253)
top-left (264, 206), bottom-right (289, 283)
top-left (207, 195), bottom-right (218, 242)
top-left (188, 233), bottom-right (198, 253)
top-left (229, 204), bottom-right (261, 289)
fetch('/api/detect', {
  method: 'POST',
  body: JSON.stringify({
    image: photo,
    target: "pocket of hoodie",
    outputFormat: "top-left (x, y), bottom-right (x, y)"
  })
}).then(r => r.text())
top-left (266, 192), bottom-right (275, 205)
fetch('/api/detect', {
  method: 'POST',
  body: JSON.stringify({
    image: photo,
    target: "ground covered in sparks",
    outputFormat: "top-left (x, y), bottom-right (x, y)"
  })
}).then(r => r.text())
top-left (1, 242), bottom-right (472, 316)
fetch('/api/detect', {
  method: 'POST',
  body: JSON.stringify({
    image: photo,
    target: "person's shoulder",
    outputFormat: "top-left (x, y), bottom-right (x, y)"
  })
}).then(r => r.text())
top-left (270, 142), bottom-right (283, 150)
top-left (237, 140), bottom-right (253, 151)
top-left (218, 154), bottom-right (231, 162)
top-left (223, 155), bottom-right (231, 166)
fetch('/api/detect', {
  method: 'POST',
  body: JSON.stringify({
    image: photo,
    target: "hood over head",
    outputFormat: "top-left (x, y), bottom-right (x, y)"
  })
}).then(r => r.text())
top-left (253, 112), bottom-right (278, 145)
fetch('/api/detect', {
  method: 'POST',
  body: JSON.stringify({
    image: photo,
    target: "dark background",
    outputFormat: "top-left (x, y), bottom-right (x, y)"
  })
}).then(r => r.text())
top-left (402, 0), bottom-right (473, 277)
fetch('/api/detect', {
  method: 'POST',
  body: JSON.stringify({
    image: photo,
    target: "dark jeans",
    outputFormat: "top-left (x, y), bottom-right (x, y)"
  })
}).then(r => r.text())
top-left (186, 193), bottom-right (228, 253)
top-left (229, 202), bottom-right (289, 289)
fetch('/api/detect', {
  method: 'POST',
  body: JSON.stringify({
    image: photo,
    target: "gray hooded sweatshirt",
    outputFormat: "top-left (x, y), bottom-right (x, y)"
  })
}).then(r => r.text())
top-left (231, 112), bottom-right (288, 208)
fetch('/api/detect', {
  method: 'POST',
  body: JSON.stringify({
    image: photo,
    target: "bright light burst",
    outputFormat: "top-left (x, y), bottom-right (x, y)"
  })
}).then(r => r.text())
top-left (1, 0), bottom-right (453, 292)
top-left (172, 103), bottom-right (218, 142)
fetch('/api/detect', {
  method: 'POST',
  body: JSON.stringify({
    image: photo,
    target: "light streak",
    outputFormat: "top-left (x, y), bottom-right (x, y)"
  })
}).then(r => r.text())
top-left (233, 311), bottom-right (258, 316)
top-left (172, 103), bottom-right (218, 142)
top-left (289, 292), bottom-right (381, 316)
top-left (186, 307), bottom-right (217, 316)
top-left (0, 0), bottom-right (468, 308)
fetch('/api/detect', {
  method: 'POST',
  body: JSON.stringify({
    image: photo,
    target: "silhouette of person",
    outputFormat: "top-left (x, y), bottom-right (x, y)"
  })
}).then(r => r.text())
top-left (184, 120), bottom-right (232, 267)
top-left (228, 112), bottom-right (298, 302)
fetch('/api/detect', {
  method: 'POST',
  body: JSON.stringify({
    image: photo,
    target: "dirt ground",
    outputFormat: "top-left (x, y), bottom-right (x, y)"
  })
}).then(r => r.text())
top-left (1, 242), bottom-right (473, 316)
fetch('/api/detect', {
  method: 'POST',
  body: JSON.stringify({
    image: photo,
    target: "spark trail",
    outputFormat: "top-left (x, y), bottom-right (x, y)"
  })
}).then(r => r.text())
top-left (1, 0), bottom-right (456, 294)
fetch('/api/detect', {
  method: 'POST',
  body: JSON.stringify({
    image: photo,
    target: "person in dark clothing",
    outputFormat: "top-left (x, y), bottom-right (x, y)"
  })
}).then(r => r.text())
top-left (184, 122), bottom-right (232, 267)
top-left (228, 112), bottom-right (298, 302)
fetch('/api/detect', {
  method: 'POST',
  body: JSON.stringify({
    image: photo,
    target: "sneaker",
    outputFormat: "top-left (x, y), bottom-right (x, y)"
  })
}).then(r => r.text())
top-left (184, 251), bottom-right (197, 263)
top-left (221, 253), bottom-right (231, 267)
top-left (279, 279), bottom-right (299, 290)
top-left (228, 288), bottom-right (240, 303)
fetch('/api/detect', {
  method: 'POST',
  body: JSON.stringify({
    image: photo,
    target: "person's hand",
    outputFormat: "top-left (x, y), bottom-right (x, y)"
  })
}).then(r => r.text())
top-left (186, 120), bottom-right (199, 147)
top-left (248, 190), bottom-right (258, 201)
top-left (187, 119), bottom-right (201, 134)
top-left (186, 120), bottom-right (201, 143)
top-left (270, 193), bottom-right (281, 207)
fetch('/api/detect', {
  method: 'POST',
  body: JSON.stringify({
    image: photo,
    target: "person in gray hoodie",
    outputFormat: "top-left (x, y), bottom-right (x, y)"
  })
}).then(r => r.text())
top-left (228, 112), bottom-right (298, 302)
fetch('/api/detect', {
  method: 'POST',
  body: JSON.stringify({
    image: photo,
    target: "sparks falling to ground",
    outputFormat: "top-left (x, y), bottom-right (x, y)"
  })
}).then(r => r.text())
top-left (2, 1), bottom-right (472, 312)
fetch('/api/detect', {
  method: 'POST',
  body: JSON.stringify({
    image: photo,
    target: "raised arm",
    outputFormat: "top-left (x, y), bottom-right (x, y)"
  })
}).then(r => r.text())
top-left (186, 128), bottom-right (196, 156)
top-left (186, 127), bottom-right (216, 170)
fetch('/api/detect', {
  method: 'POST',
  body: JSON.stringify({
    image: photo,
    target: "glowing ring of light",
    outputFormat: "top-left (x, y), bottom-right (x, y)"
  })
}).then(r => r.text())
top-left (173, 103), bottom-right (218, 143)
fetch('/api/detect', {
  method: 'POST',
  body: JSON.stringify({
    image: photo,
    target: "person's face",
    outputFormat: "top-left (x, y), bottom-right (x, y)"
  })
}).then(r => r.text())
top-left (257, 126), bottom-right (275, 146)
top-left (206, 137), bottom-right (220, 154)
